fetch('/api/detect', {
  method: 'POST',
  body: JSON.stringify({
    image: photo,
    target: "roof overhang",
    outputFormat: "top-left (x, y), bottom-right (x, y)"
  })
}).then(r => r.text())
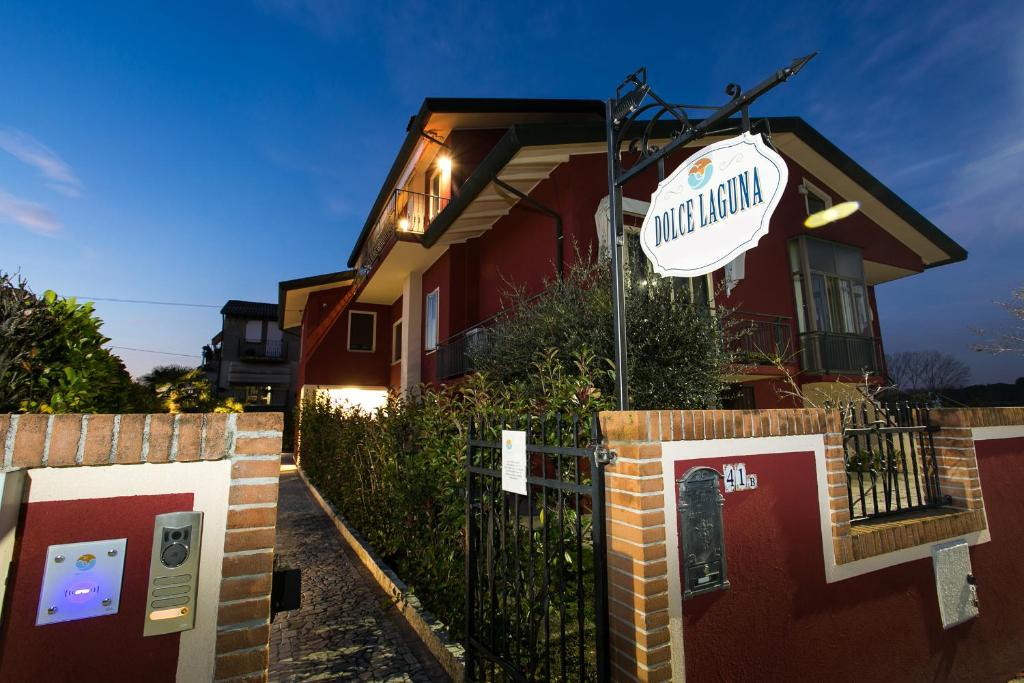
top-left (347, 98), bottom-right (604, 267)
top-left (278, 270), bottom-right (355, 330)
top-left (421, 117), bottom-right (966, 274)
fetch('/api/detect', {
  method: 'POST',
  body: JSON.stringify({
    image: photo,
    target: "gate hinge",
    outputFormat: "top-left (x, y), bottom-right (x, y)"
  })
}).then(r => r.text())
top-left (595, 443), bottom-right (618, 466)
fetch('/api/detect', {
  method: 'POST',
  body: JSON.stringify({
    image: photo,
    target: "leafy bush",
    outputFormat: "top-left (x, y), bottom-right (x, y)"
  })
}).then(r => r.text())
top-left (297, 348), bottom-right (614, 641)
top-left (140, 365), bottom-right (243, 413)
top-left (0, 272), bottom-right (157, 413)
top-left (470, 251), bottom-right (735, 410)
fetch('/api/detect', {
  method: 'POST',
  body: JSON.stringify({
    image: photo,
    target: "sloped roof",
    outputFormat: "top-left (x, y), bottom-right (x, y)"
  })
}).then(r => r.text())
top-left (220, 300), bottom-right (278, 319)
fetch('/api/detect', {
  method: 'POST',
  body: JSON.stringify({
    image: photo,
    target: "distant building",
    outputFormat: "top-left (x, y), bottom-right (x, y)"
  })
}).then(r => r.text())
top-left (202, 300), bottom-right (299, 411)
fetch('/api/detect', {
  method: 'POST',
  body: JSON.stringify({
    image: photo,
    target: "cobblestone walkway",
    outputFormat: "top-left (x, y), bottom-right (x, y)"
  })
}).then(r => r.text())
top-left (269, 467), bottom-right (450, 682)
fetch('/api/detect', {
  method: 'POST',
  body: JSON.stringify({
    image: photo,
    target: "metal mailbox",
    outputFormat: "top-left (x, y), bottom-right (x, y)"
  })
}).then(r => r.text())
top-left (678, 466), bottom-right (729, 599)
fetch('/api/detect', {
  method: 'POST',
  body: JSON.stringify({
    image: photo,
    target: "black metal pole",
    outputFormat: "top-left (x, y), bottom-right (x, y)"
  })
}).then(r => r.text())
top-left (591, 415), bottom-right (612, 683)
top-left (605, 100), bottom-right (630, 410)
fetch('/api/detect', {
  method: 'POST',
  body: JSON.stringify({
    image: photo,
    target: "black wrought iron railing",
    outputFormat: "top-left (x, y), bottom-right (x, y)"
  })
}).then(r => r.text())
top-left (358, 188), bottom-right (449, 273)
top-left (800, 331), bottom-right (881, 375)
top-left (841, 401), bottom-right (949, 522)
top-left (237, 339), bottom-right (288, 360)
top-left (725, 311), bottom-right (793, 363)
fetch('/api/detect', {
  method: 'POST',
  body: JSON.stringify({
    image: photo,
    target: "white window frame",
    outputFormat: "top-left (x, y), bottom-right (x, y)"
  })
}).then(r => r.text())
top-left (347, 310), bottom-right (377, 353)
top-left (424, 288), bottom-right (439, 352)
top-left (391, 319), bottom-right (403, 365)
top-left (799, 178), bottom-right (833, 216)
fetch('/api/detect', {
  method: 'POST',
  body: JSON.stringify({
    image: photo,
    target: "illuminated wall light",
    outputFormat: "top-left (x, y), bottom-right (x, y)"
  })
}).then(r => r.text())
top-left (437, 155), bottom-right (452, 175)
top-left (398, 217), bottom-right (411, 231)
top-left (804, 200), bottom-right (860, 229)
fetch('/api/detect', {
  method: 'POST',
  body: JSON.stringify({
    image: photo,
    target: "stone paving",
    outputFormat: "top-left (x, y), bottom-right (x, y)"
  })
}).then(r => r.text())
top-left (269, 467), bottom-right (451, 682)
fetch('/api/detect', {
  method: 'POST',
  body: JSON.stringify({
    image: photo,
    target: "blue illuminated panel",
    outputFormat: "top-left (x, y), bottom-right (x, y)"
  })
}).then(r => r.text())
top-left (35, 539), bottom-right (127, 626)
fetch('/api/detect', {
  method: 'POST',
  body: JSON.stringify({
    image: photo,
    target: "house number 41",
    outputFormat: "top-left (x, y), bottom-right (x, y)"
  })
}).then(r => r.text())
top-left (722, 463), bottom-right (758, 492)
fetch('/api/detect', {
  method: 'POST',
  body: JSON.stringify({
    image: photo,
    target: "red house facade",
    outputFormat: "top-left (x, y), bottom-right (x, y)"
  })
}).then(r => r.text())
top-left (278, 99), bottom-right (966, 410)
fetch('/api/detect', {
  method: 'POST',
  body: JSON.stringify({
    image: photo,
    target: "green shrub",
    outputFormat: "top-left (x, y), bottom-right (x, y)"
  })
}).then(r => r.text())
top-left (470, 250), bottom-right (734, 410)
top-left (297, 348), bottom-right (614, 641)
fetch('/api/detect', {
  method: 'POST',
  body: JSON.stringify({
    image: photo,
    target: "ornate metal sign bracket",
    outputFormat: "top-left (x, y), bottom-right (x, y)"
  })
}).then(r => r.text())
top-left (604, 53), bottom-right (816, 408)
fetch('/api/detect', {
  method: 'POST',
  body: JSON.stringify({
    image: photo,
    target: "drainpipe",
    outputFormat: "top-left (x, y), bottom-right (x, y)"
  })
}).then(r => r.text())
top-left (493, 178), bottom-right (564, 281)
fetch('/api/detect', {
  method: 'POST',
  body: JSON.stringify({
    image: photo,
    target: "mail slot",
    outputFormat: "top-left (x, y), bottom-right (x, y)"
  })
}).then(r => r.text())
top-left (677, 466), bottom-right (729, 599)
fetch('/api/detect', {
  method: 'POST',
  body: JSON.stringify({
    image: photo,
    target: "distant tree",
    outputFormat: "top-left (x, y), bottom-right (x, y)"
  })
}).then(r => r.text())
top-left (0, 271), bottom-right (155, 413)
top-left (886, 350), bottom-right (970, 394)
top-left (975, 285), bottom-right (1024, 355)
top-left (141, 365), bottom-right (241, 413)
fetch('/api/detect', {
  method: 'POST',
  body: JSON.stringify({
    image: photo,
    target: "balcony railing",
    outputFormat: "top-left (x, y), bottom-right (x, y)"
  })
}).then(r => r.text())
top-left (359, 188), bottom-right (449, 273)
top-left (799, 331), bottom-right (881, 375)
top-left (724, 311), bottom-right (793, 363)
top-left (237, 338), bottom-right (288, 361)
top-left (436, 328), bottom-right (489, 380)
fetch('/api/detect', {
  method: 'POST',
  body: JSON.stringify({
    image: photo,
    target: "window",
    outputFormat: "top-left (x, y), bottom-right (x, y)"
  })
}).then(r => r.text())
top-left (348, 311), bottom-right (376, 352)
top-left (244, 319), bottom-right (263, 342)
top-left (392, 320), bottom-right (403, 364)
top-left (243, 385), bottom-right (272, 406)
top-left (425, 289), bottom-right (439, 351)
top-left (789, 237), bottom-right (871, 336)
top-left (266, 323), bottom-right (283, 342)
top-left (428, 170), bottom-right (442, 220)
top-left (624, 230), bottom-right (710, 307)
top-left (800, 178), bottom-right (832, 216)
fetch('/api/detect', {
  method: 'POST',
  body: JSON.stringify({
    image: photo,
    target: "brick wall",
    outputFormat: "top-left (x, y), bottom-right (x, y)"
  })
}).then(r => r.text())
top-left (0, 412), bottom-right (283, 683)
top-left (598, 407), bottom-right (1005, 683)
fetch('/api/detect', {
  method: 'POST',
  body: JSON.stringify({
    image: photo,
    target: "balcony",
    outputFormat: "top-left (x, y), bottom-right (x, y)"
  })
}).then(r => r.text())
top-left (360, 189), bottom-right (449, 273)
top-left (237, 338), bottom-right (289, 361)
top-left (725, 311), bottom-right (793, 363)
top-left (799, 331), bottom-right (881, 375)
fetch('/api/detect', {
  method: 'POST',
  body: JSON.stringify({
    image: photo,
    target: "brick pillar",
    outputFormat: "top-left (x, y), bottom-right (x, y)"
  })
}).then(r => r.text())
top-left (822, 410), bottom-right (854, 564)
top-left (601, 412), bottom-right (672, 683)
top-left (214, 412), bottom-right (283, 683)
top-left (929, 411), bottom-right (985, 511)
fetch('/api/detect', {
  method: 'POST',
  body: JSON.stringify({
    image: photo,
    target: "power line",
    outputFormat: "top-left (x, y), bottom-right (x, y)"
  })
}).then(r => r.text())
top-left (108, 345), bottom-right (201, 358)
top-left (75, 296), bottom-right (220, 309)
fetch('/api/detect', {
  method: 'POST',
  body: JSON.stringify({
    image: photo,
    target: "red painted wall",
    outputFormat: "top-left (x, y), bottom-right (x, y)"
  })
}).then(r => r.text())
top-left (0, 493), bottom-right (193, 682)
top-left (674, 440), bottom-right (1024, 682)
top-left (301, 289), bottom-right (392, 388)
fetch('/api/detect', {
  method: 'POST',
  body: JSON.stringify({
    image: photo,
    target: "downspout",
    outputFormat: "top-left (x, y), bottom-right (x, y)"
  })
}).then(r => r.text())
top-left (493, 178), bottom-right (564, 281)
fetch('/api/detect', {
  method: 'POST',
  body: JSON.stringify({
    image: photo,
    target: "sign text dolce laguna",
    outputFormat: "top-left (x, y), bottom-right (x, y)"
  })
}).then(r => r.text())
top-left (640, 132), bottom-right (788, 277)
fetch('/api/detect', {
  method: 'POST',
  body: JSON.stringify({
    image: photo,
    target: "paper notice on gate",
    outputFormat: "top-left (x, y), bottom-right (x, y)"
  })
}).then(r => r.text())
top-left (501, 430), bottom-right (528, 495)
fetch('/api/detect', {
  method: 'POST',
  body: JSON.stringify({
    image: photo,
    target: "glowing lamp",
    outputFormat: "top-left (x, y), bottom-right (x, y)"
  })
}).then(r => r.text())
top-left (398, 217), bottom-right (411, 231)
top-left (804, 200), bottom-right (860, 229)
top-left (437, 155), bottom-right (452, 175)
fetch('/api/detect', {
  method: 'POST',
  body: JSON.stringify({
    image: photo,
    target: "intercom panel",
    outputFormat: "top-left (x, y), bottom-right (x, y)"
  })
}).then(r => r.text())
top-left (143, 511), bottom-right (203, 637)
top-left (35, 538), bottom-right (127, 625)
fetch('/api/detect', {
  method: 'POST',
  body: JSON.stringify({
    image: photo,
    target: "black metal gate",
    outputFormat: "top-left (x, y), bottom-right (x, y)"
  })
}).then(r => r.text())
top-left (465, 413), bottom-right (611, 682)
top-left (841, 402), bottom-right (950, 522)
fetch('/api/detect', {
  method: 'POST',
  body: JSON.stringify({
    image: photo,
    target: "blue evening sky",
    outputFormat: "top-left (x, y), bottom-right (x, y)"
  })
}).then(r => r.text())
top-left (2, 1), bottom-right (1022, 384)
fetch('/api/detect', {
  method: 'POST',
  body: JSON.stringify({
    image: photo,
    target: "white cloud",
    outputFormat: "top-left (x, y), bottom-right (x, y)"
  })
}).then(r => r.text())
top-left (0, 190), bottom-right (60, 235)
top-left (0, 127), bottom-right (82, 197)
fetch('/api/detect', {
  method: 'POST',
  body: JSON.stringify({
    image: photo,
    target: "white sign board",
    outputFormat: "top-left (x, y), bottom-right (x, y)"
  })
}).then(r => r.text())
top-left (722, 463), bottom-right (757, 493)
top-left (640, 132), bottom-right (788, 277)
top-left (501, 430), bottom-right (528, 495)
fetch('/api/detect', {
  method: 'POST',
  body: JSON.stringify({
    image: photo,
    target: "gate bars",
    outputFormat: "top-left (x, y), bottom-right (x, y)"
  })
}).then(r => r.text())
top-left (841, 401), bottom-right (950, 522)
top-left (465, 413), bottom-right (611, 682)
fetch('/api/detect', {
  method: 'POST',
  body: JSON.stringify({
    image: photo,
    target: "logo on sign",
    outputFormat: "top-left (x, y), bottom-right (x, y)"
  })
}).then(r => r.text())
top-left (640, 132), bottom-right (788, 278)
top-left (687, 158), bottom-right (713, 190)
top-left (75, 553), bottom-right (97, 571)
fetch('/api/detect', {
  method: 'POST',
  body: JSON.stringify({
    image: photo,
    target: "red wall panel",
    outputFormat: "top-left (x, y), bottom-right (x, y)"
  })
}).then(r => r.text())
top-left (0, 493), bottom-right (193, 682)
top-left (674, 442), bottom-right (1023, 682)
top-left (302, 289), bottom-right (392, 388)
